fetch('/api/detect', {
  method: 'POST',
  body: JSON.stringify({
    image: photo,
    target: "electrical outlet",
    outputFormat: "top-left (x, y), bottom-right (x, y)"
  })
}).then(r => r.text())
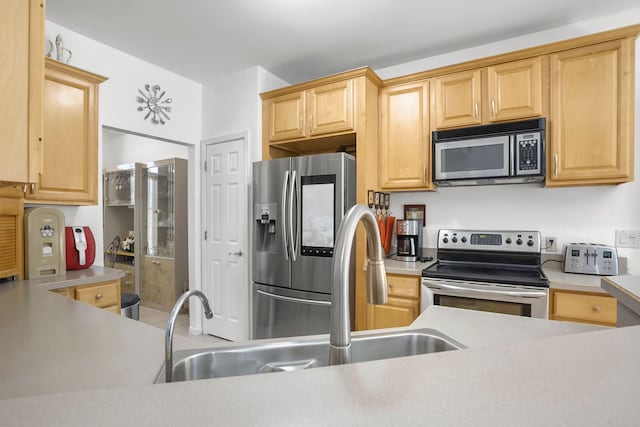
top-left (545, 236), bottom-right (557, 252)
top-left (615, 230), bottom-right (640, 248)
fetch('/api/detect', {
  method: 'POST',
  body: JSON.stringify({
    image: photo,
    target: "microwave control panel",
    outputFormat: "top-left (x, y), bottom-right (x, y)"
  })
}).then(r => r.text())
top-left (515, 132), bottom-right (542, 175)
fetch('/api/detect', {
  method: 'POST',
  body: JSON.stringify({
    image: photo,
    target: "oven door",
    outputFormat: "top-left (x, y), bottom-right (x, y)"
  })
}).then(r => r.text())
top-left (433, 135), bottom-right (510, 181)
top-left (422, 278), bottom-right (548, 319)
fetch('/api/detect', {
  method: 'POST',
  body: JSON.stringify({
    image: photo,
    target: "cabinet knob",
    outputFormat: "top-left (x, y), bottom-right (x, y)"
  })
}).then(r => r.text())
top-left (95, 293), bottom-right (102, 300)
top-left (593, 306), bottom-right (601, 312)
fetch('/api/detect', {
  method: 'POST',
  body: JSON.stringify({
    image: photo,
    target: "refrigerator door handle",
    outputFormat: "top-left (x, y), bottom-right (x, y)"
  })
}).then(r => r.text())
top-left (256, 289), bottom-right (331, 306)
top-left (289, 170), bottom-right (298, 262)
top-left (282, 171), bottom-right (290, 260)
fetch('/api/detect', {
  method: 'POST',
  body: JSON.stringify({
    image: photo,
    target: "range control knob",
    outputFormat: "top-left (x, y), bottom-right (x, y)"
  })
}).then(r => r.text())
top-left (527, 240), bottom-right (534, 247)
top-left (516, 238), bottom-right (523, 245)
top-left (505, 238), bottom-right (512, 244)
top-left (461, 236), bottom-right (467, 243)
top-left (442, 238), bottom-right (449, 244)
top-left (452, 237), bottom-right (458, 243)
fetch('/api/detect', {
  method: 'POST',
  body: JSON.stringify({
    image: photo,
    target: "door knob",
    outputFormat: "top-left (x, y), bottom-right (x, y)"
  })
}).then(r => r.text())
top-left (228, 250), bottom-right (243, 256)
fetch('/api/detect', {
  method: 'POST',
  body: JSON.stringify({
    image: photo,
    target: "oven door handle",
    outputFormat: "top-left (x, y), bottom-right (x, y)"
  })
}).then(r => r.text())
top-left (426, 281), bottom-right (547, 298)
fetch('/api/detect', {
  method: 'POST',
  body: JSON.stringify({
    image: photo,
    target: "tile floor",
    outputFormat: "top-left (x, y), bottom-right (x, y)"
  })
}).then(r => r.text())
top-left (138, 305), bottom-right (228, 347)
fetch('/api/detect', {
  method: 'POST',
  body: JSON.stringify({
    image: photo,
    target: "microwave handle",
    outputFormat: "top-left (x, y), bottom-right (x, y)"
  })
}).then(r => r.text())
top-left (510, 135), bottom-right (515, 176)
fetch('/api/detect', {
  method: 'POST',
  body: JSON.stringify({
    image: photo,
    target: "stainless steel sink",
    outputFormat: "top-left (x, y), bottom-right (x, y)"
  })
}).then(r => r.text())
top-left (155, 328), bottom-right (464, 383)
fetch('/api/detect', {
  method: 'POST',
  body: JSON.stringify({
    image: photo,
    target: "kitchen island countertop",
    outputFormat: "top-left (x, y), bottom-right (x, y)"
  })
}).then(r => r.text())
top-left (2, 268), bottom-right (639, 426)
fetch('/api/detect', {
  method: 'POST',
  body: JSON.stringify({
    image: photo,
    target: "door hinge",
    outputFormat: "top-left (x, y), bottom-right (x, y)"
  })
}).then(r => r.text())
top-left (204, 161), bottom-right (207, 172)
top-left (204, 230), bottom-right (207, 241)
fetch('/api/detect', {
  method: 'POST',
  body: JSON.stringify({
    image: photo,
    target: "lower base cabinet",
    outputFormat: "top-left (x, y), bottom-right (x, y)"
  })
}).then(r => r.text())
top-left (366, 274), bottom-right (420, 329)
top-left (549, 288), bottom-right (616, 327)
top-left (51, 279), bottom-right (121, 314)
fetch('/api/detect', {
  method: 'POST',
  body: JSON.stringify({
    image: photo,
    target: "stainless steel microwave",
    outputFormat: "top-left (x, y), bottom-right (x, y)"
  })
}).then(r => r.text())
top-left (432, 118), bottom-right (546, 186)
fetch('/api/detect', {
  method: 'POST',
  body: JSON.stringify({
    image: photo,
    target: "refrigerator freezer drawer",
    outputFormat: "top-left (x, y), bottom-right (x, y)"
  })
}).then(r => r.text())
top-left (252, 284), bottom-right (331, 339)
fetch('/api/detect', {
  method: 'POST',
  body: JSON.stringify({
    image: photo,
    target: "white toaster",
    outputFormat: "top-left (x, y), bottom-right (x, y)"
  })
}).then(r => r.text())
top-left (563, 243), bottom-right (618, 276)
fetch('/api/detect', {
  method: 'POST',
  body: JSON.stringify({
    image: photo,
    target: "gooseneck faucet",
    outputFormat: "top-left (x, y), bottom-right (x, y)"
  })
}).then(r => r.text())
top-left (165, 290), bottom-right (214, 382)
top-left (330, 205), bottom-right (388, 365)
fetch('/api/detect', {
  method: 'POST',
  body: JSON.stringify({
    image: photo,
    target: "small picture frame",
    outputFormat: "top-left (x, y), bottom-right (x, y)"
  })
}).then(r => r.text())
top-left (404, 204), bottom-right (426, 226)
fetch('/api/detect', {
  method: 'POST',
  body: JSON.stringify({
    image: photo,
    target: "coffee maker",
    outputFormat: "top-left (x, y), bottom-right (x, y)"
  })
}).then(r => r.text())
top-left (396, 219), bottom-right (423, 262)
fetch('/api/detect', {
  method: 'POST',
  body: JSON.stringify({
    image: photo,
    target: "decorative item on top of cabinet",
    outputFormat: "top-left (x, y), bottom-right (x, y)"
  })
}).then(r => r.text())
top-left (0, 0), bottom-right (44, 185)
top-left (547, 38), bottom-right (635, 187)
top-left (366, 274), bottom-right (420, 329)
top-left (549, 288), bottom-right (616, 327)
top-left (25, 58), bottom-right (107, 205)
top-left (430, 56), bottom-right (545, 130)
top-left (379, 81), bottom-right (433, 191)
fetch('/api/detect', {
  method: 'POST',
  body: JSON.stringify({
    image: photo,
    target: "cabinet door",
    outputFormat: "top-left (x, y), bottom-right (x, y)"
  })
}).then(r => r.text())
top-left (379, 81), bottom-right (432, 190)
top-left (548, 39), bottom-right (634, 186)
top-left (307, 80), bottom-right (354, 137)
top-left (0, 0), bottom-right (44, 184)
top-left (431, 69), bottom-right (482, 129)
top-left (486, 57), bottom-right (544, 122)
top-left (265, 91), bottom-right (307, 142)
top-left (0, 197), bottom-right (24, 279)
top-left (367, 297), bottom-right (419, 330)
top-left (26, 60), bottom-right (106, 204)
top-left (141, 256), bottom-right (177, 311)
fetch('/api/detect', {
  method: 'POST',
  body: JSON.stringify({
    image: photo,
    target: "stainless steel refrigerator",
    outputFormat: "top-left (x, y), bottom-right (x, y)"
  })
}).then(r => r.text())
top-left (252, 153), bottom-right (356, 339)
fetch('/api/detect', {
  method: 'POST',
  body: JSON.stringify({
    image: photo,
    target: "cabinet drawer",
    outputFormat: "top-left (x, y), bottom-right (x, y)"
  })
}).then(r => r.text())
top-left (550, 289), bottom-right (616, 326)
top-left (75, 281), bottom-right (120, 308)
top-left (368, 297), bottom-right (419, 329)
top-left (387, 274), bottom-right (420, 299)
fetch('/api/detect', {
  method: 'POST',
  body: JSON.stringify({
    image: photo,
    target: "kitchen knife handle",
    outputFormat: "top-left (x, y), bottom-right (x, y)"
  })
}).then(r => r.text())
top-left (282, 171), bottom-right (290, 260)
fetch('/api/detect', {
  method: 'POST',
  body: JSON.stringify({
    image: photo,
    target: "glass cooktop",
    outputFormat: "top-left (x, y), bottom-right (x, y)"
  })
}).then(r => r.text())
top-left (422, 262), bottom-right (549, 288)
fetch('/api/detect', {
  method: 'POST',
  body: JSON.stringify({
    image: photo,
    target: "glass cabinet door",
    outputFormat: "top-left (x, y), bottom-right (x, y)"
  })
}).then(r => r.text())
top-left (144, 161), bottom-right (175, 258)
top-left (104, 169), bottom-right (134, 206)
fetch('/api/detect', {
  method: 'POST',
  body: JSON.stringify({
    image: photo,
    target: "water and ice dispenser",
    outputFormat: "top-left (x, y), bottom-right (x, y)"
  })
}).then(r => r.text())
top-left (254, 203), bottom-right (277, 252)
top-left (24, 207), bottom-right (66, 279)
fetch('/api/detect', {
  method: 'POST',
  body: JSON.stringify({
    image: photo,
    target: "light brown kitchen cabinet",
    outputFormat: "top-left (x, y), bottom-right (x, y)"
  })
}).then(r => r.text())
top-left (549, 288), bottom-right (616, 327)
top-left (265, 79), bottom-right (354, 143)
top-left (366, 274), bottom-right (421, 329)
top-left (431, 69), bottom-right (482, 129)
top-left (51, 279), bottom-right (122, 314)
top-left (0, 0), bottom-right (44, 185)
top-left (25, 59), bottom-right (107, 205)
top-left (547, 39), bottom-right (634, 187)
top-left (0, 197), bottom-right (24, 280)
top-left (430, 57), bottom-right (544, 129)
top-left (379, 81), bottom-right (433, 191)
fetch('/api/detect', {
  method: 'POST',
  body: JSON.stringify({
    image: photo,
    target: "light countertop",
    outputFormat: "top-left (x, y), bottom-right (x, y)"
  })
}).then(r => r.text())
top-left (1, 267), bottom-right (639, 425)
top-left (601, 275), bottom-right (640, 315)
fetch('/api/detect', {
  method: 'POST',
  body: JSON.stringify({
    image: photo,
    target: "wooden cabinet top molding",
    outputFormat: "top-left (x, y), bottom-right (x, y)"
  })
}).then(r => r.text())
top-left (44, 57), bottom-right (108, 84)
top-left (260, 66), bottom-right (382, 100)
top-left (382, 23), bottom-right (640, 87)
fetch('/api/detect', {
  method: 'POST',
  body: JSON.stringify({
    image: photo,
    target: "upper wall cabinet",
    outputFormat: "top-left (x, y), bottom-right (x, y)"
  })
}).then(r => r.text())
top-left (379, 81), bottom-right (433, 191)
top-left (547, 39), bottom-right (634, 187)
top-left (25, 59), bottom-right (107, 205)
top-left (265, 79), bottom-right (354, 143)
top-left (430, 57), bottom-right (545, 129)
top-left (0, 0), bottom-right (44, 185)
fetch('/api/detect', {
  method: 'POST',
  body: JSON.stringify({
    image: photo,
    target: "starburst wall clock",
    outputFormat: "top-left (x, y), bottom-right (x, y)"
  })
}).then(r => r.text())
top-left (136, 84), bottom-right (173, 124)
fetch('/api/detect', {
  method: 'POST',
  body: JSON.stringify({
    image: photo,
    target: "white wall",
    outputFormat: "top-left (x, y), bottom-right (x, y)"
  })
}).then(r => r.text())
top-left (44, 22), bottom-right (202, 275)
top-left (375, 9), bottom-right (640, 274)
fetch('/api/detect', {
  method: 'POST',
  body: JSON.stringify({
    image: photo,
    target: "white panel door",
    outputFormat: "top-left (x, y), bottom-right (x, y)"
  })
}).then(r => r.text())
top-left (202, 135), bottom-right (248, 341)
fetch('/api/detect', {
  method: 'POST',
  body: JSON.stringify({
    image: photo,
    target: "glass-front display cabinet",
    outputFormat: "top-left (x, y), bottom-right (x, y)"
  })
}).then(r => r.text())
top-left (103, 163), bottom-right (144, 296)
top-left (140, 158), bottom-right (188, 311)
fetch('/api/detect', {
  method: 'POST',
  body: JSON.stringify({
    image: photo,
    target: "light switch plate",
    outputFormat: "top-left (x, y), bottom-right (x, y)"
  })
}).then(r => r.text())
top-left (615, 230), bottom-right (640, 248)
